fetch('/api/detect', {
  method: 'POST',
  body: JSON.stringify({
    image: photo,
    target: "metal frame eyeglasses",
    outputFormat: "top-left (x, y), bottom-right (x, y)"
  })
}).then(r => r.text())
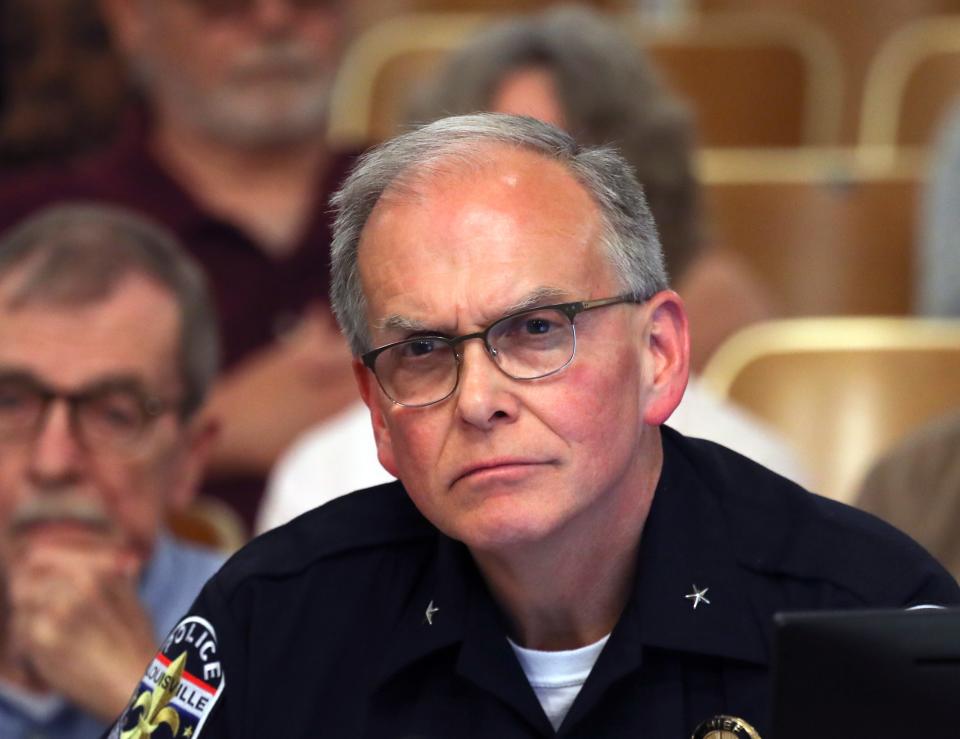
top-left (361, 294), bottom-right (645, 408)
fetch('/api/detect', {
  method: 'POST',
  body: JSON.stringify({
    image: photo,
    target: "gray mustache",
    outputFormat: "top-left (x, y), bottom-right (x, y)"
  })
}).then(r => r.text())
top-left (9, 495), bottom-right (113, 534)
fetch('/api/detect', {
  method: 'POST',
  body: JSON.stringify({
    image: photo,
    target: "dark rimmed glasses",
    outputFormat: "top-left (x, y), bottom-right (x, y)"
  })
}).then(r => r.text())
top-left (0, 373), bottom-right (177, 452)
top-left (362, 294), bottom-right (644, 408)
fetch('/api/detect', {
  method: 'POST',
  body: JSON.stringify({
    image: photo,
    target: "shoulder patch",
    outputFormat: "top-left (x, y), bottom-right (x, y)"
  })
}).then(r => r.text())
top-left (110, 616), bottom-right (225, 739)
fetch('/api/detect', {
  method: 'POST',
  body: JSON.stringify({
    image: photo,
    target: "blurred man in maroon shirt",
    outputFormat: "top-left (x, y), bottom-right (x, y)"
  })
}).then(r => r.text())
top-left (0, 0), bottom-right (360, 530)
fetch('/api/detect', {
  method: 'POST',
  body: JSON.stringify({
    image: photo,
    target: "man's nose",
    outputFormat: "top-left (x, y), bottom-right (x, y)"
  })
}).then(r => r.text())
top-left (454, 341), bottom-right (519, 430)
top-left (27, 401), bottom-right (85, 483)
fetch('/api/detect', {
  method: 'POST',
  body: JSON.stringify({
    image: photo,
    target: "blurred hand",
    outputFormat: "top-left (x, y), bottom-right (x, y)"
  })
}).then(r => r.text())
top-left (205, 305), bottom-right (358, 475)
top-left (6, 529), bottom-right (156, 722)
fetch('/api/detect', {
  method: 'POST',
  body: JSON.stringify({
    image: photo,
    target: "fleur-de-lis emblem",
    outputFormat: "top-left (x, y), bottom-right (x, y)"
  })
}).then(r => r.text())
top-left (121, 652), bottom-right (186, 739)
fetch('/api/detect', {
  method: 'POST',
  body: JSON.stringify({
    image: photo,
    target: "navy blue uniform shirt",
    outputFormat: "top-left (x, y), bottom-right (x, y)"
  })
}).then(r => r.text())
top-left (109, 427), bottom-right (960, 738)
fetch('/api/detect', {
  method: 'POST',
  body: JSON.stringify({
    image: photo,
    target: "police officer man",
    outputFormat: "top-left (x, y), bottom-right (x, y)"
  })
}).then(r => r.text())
top-left (112, 115), bottom-right (960, 738)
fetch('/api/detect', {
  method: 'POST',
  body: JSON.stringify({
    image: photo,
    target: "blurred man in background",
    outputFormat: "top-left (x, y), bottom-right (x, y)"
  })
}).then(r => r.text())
top-left (0, 0), bottom-right (359, 530)
top-left (0, 204), bottom-right (224, 737)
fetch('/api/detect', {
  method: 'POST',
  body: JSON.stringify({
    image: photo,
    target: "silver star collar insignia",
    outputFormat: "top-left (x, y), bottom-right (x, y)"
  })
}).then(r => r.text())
top-left (424, 600), bottom-right (439, 625)
top-left (685, 584), bottom-right (711, 610)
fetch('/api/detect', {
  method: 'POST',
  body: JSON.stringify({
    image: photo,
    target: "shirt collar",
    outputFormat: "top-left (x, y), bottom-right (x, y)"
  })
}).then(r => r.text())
top-left (625, 427), bottom-right (770, 665)
top-left (99, 109), bottom-right (359, 246)
top-left (375, 533), bottom-right (553, 734)
top-left (94, 109), bottom-right (214, 235)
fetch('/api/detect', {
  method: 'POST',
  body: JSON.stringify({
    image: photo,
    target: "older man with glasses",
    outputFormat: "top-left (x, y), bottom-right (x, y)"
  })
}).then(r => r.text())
top-left (112, 115), bottom-right (959, 738)
top-left (0, 204), bottom-right (225, 738)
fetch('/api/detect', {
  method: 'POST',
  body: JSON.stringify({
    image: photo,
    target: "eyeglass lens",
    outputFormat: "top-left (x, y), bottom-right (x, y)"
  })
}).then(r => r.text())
top-left (0, 376), bottom-right (157, 449)
top-left (373, 306), bottom-right (576, 407)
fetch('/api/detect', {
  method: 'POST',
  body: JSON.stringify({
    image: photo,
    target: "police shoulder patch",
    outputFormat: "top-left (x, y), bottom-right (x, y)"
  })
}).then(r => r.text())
top-left (111, 616), bottom-right (225, 739)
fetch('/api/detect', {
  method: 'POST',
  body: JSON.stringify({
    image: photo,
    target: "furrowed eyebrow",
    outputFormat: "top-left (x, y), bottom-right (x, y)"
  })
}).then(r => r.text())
top-left (499, 287), bottom-right (571, 315)
top-left (375, 287), bottom-right (572, 336)
top-left (376, 314), bottom-right (430, 334)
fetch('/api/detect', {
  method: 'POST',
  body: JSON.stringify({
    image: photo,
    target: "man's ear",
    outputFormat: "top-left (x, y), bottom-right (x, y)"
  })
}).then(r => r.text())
top-left (97, 0), bottom-right (148, 56)
top-left (168, 413), bottom-right (220, 513)
top-left (354, 359), bottom-right (400, 478)
top-left (638, 290), bottom-right (690, 426)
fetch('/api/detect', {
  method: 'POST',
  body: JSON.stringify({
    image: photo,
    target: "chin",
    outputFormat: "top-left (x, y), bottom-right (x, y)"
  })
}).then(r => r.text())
top-left (449, 503), bottom-right (565, 555)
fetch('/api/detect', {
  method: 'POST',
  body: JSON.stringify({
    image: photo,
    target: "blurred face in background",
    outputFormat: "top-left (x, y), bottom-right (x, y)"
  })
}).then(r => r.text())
top-left (102, 0), bottom-right (347, 146)
top-left (0, 270), bottom-right (208, 574)
top-left (0, 0), bottom-right (128, 164)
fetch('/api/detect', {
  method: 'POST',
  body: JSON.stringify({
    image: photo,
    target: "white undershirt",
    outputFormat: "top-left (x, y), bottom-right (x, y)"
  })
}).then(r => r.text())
top-left (508, 633), bottom-right (611, 731)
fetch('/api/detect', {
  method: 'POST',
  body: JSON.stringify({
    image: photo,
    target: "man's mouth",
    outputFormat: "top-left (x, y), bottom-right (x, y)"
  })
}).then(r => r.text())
top-left (452, 459), bottom-right (552, 486)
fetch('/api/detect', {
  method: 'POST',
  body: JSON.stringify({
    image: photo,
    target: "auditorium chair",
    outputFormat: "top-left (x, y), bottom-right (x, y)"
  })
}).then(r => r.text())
top-left (859, 15), bottom-right (960, 151)
top-left (700, 316), bottom-right (960, 503)
top-left (327, 11), bottom-right (843, 148)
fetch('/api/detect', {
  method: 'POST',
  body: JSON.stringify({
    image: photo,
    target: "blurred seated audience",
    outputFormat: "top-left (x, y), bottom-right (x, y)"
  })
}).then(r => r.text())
top-left (256, 6), bottom-right (806, 533)
top-left (0, 0), bottom-right (130, 171)
top-left (0, 0), bottom-right (361, 531)
top-left (918, 99), bottom-right (960, 317)
top-left (856, 409), bottom-right (960, 581)
top-left (407, 4), bottom-right (777, 373)
top-left (0, 204), bottom-right (225, 737)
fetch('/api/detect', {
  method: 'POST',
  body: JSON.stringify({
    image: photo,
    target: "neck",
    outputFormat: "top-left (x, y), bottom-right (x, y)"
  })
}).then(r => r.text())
top-left (473, 431), bottom-right (663, 651)
top-left (150, 115), bottom-right (329, 255)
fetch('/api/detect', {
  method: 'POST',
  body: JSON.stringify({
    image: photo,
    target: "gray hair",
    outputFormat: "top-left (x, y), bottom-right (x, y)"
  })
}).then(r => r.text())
top-left (330, 112), bottom-right (667, 355)
top-left (0, 203), bottom-right (220, 417)
top-left (407, 5), bottom-right (702, 283)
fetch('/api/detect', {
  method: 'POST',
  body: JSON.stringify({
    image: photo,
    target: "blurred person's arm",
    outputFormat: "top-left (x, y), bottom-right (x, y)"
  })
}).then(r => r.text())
top-left (204, 306), bottom-right (358, 476)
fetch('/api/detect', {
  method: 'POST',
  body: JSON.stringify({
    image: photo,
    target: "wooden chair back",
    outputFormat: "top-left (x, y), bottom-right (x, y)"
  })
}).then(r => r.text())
top-left (327, 11), bottom-right (843, 148)
top-left (699, 147), bottom-right (924, 317)
top-left (859, 16), bottom-right (960, 149)
top-left (701, 317), bottom-right (960, 503)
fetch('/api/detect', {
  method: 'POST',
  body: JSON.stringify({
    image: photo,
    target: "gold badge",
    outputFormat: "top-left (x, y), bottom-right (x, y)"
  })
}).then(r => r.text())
top-left (691, 715), bottom-right (762, 739)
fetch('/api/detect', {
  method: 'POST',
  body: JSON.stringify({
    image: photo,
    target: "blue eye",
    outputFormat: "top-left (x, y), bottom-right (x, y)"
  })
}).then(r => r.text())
top-left (525, 318), bottom-right (554, 335)
top-left (404, 339), bottom-right (437, 357)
